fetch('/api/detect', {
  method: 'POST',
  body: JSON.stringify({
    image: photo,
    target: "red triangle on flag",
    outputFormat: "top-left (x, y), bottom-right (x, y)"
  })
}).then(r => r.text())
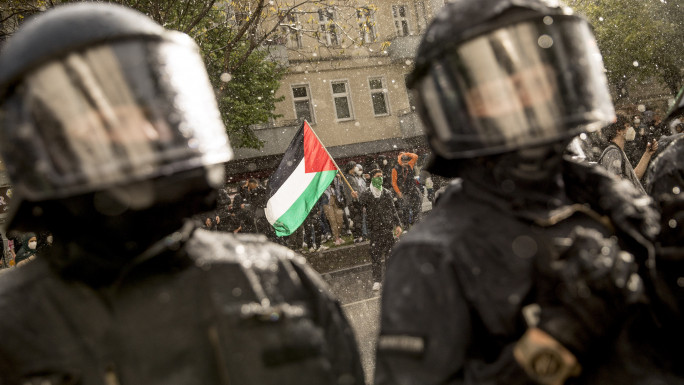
top-left (303, 121), bottom-right (337, 173)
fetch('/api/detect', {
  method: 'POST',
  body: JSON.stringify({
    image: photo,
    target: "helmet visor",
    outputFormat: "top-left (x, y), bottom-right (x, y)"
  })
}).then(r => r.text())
top-left (416, 15), bottom-right (614, 159)
top-left (0, 35), bottom-right (232, 201)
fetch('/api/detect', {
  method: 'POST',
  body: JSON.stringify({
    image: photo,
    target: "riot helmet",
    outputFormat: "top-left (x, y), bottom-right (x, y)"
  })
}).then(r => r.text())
top-left (409, 0), bottom-right (615, 166)
top-left (0, 3), bottom-right (233, 227)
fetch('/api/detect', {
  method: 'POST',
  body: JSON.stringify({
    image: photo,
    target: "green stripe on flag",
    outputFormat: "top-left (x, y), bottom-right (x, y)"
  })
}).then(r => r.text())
top-left (272, 170), bottom-right (337, 236)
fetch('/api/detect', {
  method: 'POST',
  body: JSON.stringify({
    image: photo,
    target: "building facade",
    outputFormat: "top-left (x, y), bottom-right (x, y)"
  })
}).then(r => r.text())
top-left (227, 0), bottom-right (447, 178)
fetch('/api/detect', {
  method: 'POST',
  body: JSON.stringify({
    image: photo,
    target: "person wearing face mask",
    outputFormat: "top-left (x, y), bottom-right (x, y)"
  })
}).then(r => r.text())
top-left (342, 162), bottom-right (366, 242)
top-left (358, 169), bottom-right (402, 291)
top-left (391, 152), bottom-right (421, 228)
top-left (598, 114), bottom-right (658, 194)
top-left (14, 233), bottom-right (37, 267)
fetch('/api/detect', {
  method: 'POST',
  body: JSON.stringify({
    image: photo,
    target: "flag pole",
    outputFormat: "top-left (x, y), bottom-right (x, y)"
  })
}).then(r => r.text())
top-left (304, 120), bottom-right (356, 193)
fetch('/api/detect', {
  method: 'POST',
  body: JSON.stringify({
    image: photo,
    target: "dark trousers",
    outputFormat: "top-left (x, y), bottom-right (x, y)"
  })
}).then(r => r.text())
top-left (348, 202), bottom-right (364, 238)
top-left (400, 192), bottom-right (422, 227)
top-left (369, 230), bottom-right (395, 283)
top-left (293, 216), bottom-right (322, 249)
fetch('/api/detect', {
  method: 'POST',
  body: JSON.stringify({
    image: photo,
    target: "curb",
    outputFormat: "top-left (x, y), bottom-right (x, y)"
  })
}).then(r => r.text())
top-left (303, 241), bottom-right (371, 274)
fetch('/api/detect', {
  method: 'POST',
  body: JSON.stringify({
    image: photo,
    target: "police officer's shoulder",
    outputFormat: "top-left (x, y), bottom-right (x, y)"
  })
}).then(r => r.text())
top-left (433, 178), bottom-right (462, 206)
top-left (563, 157), bottom-right (659, 240)
top-left (0, 259), bottom-right (53, 306)
top-left (647, 136), bottom-right (684, 187)
top-left (398, 183), bottom-right (471, 246)
top-left (185, 228), bottom-right (306, 267)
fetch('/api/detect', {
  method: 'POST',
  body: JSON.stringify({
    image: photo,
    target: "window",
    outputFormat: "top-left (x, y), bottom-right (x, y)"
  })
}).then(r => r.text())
top-left (331, 81), bottom-right (353, 121)
top-left (318, 9), bottom-right (339, 46)
top-left (357, 7), bottom-right (377, 44)
top-left (415, 1), bottom-right (428, 33)
top-left (392, 5), bottom-right (410, 37)
top-left (292, 84), bottom-right (314, 124)
top-left (279, 12), bottom-right (302, 49)
top-left (369, 77), bottom-right (389, 116)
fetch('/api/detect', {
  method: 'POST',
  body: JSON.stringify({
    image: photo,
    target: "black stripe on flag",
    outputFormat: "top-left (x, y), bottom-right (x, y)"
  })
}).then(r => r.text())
top-left (268, 122), bottom-right (304, 200)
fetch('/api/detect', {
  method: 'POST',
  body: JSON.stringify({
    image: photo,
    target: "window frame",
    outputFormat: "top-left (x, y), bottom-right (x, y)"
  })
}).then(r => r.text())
top-left (368, 76), bottom-right (390, 117)
top-left (356, 7), bottom-right (377, 44)
top-left (279, 11), bottom-right (303, 49)
top-left (291, 83), bottom-right (315, 124)
top-left (330, 79), bottom-right (355, 122)
top-left (318, 8), bottom-right (340, 47)
top-left (391, 4), bottom-right (411, 37)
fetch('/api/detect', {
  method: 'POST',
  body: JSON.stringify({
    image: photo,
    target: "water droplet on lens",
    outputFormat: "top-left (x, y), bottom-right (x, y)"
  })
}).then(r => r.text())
top-left (512, 236), bottom-right (537, 259)
top-left (538, 35), bottom-right (553, 48)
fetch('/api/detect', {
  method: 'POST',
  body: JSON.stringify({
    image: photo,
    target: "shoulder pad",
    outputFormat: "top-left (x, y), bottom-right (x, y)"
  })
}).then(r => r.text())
top-left (185, 229), bottom-right (306, 269)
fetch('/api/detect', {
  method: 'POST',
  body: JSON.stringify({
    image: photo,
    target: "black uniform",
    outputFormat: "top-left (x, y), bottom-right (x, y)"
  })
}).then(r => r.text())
top-left (246, 186), bottom-right (272, 237)
top-left (359, 188), bottom-right (401, 283)
top-left (0, 224), bottom-right (364, 384)
top-left (0, 4), bottom-right (364, 385)
top-left (375, 159), bottom-right (661, 385)
top-left (215, 188), bottom-right (233, 232)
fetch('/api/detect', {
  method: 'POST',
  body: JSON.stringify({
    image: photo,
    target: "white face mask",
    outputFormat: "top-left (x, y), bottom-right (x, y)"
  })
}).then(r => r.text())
top-left (28, 241), bottom-right (37, 250)
top-left (382, 160), bottom-right (388, 166)
top-left (625, 126), bottom-right (636, 141)
top-left (356, 169), bottom-right (363, 176)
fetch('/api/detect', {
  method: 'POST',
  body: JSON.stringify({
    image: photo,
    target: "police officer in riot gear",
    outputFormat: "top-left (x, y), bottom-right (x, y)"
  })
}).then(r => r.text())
top-left (0, 4), bottom-right (363, 384)
top-left (646, 89), bottom-right (684, 325)
top-left (374, 0), bottom-right (662, 384)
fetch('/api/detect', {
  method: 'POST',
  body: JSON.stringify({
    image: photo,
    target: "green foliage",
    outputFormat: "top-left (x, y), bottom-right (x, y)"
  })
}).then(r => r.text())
top-left (205, 46), bottom-right (286, 148)
top-left (568, 0), bottom-right (683, 97)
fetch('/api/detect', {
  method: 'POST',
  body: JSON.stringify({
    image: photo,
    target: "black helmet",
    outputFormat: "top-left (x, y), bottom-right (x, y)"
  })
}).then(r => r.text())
top-left (409, 0), bottom-right (615, 162)
top-left (0, 4), bottom-right (232, 223)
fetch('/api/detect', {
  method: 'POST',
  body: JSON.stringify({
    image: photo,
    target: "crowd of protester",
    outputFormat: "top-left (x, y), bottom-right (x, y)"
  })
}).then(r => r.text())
top-left (192, 152), bottom-right (444, 256)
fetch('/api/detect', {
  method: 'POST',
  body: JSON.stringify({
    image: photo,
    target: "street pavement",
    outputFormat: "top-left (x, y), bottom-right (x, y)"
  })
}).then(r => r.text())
top-left (322, 262), bottom-right (380, 384)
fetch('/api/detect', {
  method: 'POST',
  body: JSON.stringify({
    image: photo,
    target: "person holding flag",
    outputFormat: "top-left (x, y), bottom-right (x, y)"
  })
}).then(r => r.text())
top-left (266, 120), bottom-right (356, 239)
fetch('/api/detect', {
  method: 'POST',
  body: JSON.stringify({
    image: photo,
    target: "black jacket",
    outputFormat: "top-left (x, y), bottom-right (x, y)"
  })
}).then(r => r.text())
top-left (0, 225), bottom-right (364, 385)
top-left (374, 158), bottom-right (674, 385)
top-left (359, 188), bottom-right (401, 235)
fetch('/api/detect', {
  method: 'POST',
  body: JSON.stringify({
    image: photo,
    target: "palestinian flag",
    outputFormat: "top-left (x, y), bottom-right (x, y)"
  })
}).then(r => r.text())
top-left (266, 121), bottom-right (337, 236)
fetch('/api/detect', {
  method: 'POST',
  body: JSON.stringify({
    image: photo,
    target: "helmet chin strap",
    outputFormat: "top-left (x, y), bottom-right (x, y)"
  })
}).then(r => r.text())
top-left (491, 142), bottom-right (567, 193)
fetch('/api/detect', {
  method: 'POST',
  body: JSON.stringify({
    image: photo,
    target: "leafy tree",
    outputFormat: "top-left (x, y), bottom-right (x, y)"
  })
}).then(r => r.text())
top-left (568, 0), bottom-right (683, 98)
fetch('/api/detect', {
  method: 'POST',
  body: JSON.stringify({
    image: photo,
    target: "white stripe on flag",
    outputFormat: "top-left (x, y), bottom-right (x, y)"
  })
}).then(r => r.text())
top-left (265, 158), bottom-right (315, 225)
